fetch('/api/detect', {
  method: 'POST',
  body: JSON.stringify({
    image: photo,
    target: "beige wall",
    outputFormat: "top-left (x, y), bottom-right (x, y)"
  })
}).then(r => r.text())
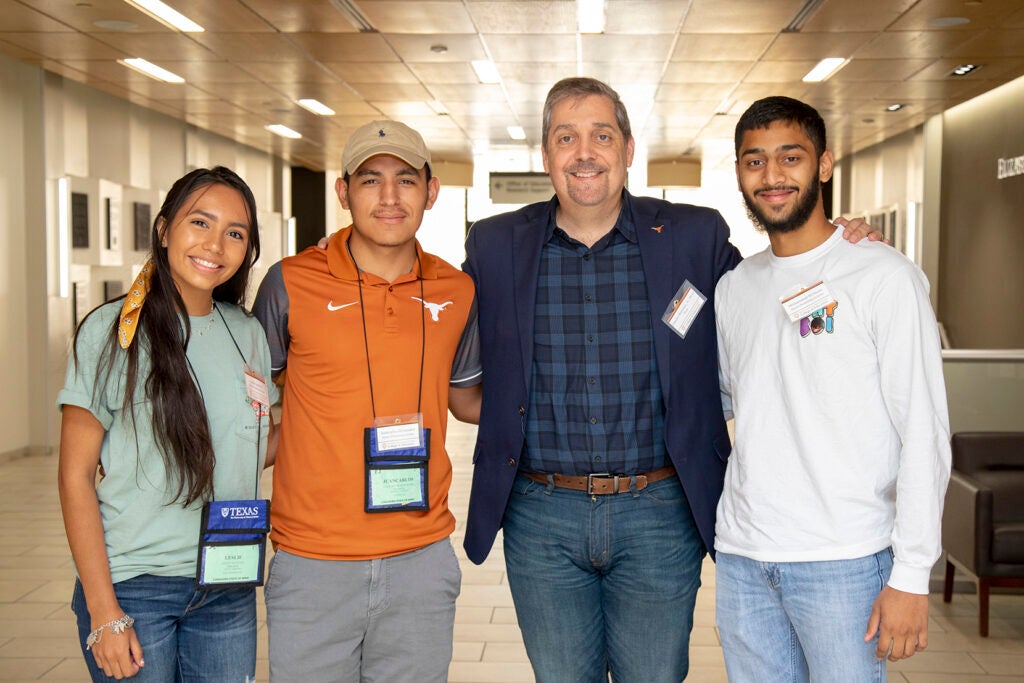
top-left (0, 53), bottom-right (288, 456)
top-left (939, 76), bottom-right (1024, 349)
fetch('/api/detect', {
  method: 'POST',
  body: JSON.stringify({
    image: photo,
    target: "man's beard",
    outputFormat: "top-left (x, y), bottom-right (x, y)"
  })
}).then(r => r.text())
top-left (742, 172), bottom-right (820, 234)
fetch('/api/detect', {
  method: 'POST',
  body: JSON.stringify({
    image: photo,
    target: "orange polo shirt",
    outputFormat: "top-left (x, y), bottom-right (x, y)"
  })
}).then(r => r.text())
top-left (269, 227), bottom-right (474, 560)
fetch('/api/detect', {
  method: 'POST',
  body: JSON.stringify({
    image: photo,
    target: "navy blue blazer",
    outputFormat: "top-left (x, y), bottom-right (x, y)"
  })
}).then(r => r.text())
top-left (462, 191), bottom-right (742, 565)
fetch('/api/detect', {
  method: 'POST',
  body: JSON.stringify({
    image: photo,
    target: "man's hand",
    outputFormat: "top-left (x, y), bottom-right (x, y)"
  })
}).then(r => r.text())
top-left (835, 216), bottom-right (886, 244)
top-left (316, 232), bottom-right (333, 249)
top-left (864, 586), bottom-right (929, 661)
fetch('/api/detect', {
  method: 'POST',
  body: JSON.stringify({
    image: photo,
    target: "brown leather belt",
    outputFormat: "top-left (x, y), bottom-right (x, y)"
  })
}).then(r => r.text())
top-left (523, 465), bottom-right (676, 495)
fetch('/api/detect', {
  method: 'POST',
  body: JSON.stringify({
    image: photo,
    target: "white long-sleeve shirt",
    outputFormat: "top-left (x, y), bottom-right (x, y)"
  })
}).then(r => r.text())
top-left (714, 227), bottom-right (951, 594)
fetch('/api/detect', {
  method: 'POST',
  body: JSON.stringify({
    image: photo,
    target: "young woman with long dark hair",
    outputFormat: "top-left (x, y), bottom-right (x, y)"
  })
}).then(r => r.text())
top-left (57, 167), bottom-right (277, 682)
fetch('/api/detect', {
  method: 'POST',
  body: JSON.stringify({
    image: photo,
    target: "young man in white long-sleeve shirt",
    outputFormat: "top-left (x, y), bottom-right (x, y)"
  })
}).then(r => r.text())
top-left (714, 96), bottom-right (951, 683)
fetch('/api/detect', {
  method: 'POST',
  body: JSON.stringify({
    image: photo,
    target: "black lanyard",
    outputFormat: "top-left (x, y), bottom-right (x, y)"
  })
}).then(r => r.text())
top-left (346, 242), bottom-right (426, 419)
top-left (185, 303), bottom-right (263, 500)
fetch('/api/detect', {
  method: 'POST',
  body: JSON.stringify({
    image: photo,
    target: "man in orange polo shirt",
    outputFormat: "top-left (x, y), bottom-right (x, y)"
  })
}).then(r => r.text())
top-left (253, 120), bottom-right (481, 682)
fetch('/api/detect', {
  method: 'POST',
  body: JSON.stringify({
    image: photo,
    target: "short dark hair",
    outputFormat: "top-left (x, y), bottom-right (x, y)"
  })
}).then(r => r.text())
top-left (542, 77), bottom-right (632, 146)
top-left (735, 96), bottom-right (827, 159)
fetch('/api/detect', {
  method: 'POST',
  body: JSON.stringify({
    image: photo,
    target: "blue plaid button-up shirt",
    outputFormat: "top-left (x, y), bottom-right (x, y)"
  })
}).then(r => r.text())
top-left (521, 206), bottom-right (668, 475)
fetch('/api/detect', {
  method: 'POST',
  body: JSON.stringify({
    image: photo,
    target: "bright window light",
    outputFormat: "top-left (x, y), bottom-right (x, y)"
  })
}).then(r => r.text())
top-left (802, 57), bottom-right (848, 83)
top-left (57, 177), bottom-right (70, 298)
top-left (124, 0), bottom-right (204, 32)
top-left (265, 124), bottom-right (302, 140)
top-left (118, 58), bottom-right (185, 83)
top-left (297, 99), bottom-right (335, 116)
top-left (471, 60), bottom-right (501, 84)
top-left (578, 0), bottom-right (605, 34)
top-left (507, 126), bottom-right (526, 141)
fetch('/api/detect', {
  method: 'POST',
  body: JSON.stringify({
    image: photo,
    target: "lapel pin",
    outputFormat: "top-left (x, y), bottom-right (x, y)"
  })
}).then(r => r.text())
top-left (651, 225), bottom-right (664, 233)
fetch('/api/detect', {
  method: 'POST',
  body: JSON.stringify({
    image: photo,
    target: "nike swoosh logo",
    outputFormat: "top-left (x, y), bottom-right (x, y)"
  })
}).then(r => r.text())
top-left (326, 301), bottom-right (359, 311)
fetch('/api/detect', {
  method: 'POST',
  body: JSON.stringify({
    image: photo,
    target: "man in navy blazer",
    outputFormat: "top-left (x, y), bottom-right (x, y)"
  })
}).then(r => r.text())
top-left (462, 78), bottom-right (875, 682)
top-left (461, 77), bottom-right (738, 682)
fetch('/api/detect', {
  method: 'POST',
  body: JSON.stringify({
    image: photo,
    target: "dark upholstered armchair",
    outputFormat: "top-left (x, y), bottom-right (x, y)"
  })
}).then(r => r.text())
top-left (942, 432), bottom-right (1024, 636)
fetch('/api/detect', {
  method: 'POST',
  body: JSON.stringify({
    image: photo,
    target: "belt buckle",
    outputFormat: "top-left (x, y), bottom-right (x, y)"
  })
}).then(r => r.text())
top-left (586, 472), bottom-right (618, 495)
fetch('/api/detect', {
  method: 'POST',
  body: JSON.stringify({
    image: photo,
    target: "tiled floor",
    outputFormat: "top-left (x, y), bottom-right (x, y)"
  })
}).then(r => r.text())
top-left (2, 419), bottom-right (1023, 681)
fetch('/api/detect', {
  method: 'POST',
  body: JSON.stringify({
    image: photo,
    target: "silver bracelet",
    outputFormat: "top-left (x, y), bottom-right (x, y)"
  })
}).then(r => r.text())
top-left (85, 614), bottom-right (134, 650)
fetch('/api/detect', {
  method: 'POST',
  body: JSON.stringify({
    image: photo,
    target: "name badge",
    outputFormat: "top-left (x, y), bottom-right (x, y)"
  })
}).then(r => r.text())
top-left (662, 280), bottom-right (706, 340)
top-left (196, 499), bottom-right (269, 588)
top-left (243, 366), bottom-right (271, 407)
top-left (779, 280), bottom-right (835, 322)
top-left (374, 414), bottom-right (424, 451)
top-left (364, 427), bottom-right (431, 513)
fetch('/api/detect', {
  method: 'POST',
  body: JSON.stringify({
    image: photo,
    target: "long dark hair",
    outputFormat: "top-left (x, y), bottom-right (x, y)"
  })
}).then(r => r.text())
top-left (73, 166), bottom-right (261, 507)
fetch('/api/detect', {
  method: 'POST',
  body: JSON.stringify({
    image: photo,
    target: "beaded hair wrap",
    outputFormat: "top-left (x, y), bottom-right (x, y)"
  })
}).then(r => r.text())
top-left (117, 260), bottom-right (154, 349)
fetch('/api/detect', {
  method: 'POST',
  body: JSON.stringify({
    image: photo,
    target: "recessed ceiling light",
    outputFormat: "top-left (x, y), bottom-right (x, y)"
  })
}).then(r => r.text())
top-left (578, 0), bottom-right (605, 34)
top-left (118, 57), bottom-right (184, 83)
top-left (123, 0), bottom-right (204, 32)
top-left (950, 63), bottom-right (982, 76)
top-left (886, 103), bottom-right (904, 112)
top-left (802, 57), bottom-right (848, 83)
top-left (297, 99), bottom-right (335, 116)
top-left (507, 126), bottom-right (526, 141)
top-left (265, 124), bottom-right (302, 140)
top-left (471, 60), bottom-right (501, 84)
top-left (928, 16), bottom-right (970, 27)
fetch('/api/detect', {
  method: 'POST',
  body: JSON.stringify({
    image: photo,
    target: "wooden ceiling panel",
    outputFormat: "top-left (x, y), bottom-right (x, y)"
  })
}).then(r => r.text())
top-left (580, 34), bottom-right (676, 63)
top-left (951, 30), bottom-right (1024, 58)
top-left (358, 2), bottom-right (477, 34)
top-left (241, 0), bottom-right (360, 33)
top-left (854, 30), bottom-right (976, 60)
top-left (238, 61), bottom-right (341, 84)
top-left (656, 82), bottom-right (734, 102)
top-left (497, 62), bottom-right (577, 84)
top-left (0, 32), bottom-right (123, 60)
top-left (681, 0), bottom-right (806, 33)
top-left (5, 0), bottom-right (1021, 172)
top-left (385, 34), bottom-right (485, 63)
top-left (762, 32), bottom-right (876, 61)
top-left (15, 0), bottom-right (166, 32)
top-left (87, 33), bottom-right (219, 62)
top-left (407, 62), bottom-right (480, 84)
top-left (0, 0), bottom-right (75, 31)
top-left (146, 0), bottom-right (274, 33)
top-left (743, 60), bottom-right (819, 83)
top-left (662, 61), bottom-right (754, 84)
top-left (485, 34), bottom-right (577, 62)
top-left (467, 2), bottom-right (577, 34)
top-left (802, 0), bottom-right (917, 32)
top-left (427, 83), bottom-right (505, 102)
top-left (355, 82), bottom-right (433, 101)
top-left (889, 0), bottom-right (1024, 31)
top-left (672, 34), bottom-right (775, 62)
top-left (325, 62), bottom-right (420, 85)
top-left (190, 33), bottom-right (315, 63)
top-left (288, 32), bottom-right (399, 62)
top-left (604, 0), bottom-right (690, 34)
top-left (828, 58), bottom-right (933, 82)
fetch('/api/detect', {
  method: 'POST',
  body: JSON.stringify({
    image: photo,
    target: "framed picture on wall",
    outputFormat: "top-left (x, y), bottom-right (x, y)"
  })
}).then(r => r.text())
top-left (71, 192), bottom-right (89, 248)
top-left (103, 280), bottom-right (124, 302)
top-left (133, 202), bottom-right (151, 251)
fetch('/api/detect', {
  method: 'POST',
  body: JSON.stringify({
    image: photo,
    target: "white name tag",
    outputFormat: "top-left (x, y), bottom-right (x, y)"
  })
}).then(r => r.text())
top-left (662, 280), bottom-right (706, 340)
top-left (244, 368), bottom-right (271, 407)
top-left (779, 280), bottom-right (835, 322)
top-left (375, 422), bottom-right (422, 451)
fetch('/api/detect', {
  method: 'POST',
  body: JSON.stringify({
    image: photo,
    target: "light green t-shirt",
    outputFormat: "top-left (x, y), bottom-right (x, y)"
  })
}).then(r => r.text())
top-left (58, 301), bottom-right (279, 584)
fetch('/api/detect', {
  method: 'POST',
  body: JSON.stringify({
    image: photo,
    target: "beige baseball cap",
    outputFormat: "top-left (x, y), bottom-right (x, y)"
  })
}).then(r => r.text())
top-left (342, 120), bottom-right (432, 176)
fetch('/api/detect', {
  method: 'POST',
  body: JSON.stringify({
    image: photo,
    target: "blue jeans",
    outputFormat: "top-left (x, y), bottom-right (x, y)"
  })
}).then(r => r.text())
top-left (503, 473), bottom-right (705, 683)
top-left (716, 549), bottom-right (894, 683)
top-left (72, 575), bottom-right (256, 683)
